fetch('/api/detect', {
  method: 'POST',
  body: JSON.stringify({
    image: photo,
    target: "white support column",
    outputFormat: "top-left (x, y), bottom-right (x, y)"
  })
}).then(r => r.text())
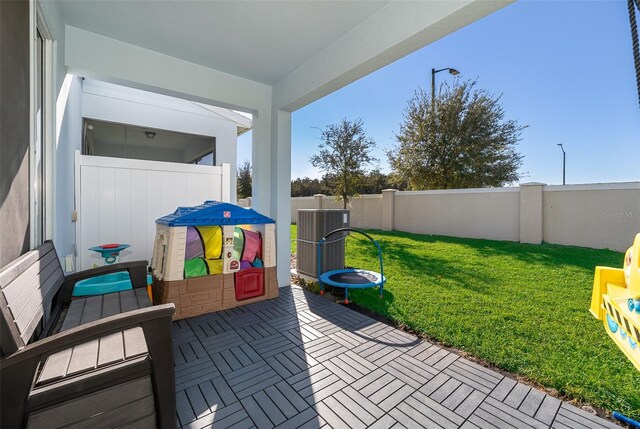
top-left (250, 107), bottom-right (291, 287)
top-left (220, 163), bottom-right (231, 202)
top-left (271, 110), bottom-right (292, 287)
top-left (251, 108), bottom-right (272, 215)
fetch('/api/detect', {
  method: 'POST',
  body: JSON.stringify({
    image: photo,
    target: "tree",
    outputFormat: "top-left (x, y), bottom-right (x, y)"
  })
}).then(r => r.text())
top-left (358, 171), bottom-right (405, 194)
top-left (388, 80), bottom-right (525, 190)
top-left (290, 172), bottom-right (407, 197)
top-left (237, 161), bottom-right (252, 199)
top-left (291, 177), bottom-right (324, 197)
top-left (310, 118), bottom-right (377, 208)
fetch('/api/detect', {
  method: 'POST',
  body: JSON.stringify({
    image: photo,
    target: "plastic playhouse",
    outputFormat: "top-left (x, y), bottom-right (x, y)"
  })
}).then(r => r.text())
top-left (150, 201), bottom-right (277, 320)
top-left (590, 233), bottom-right (640, 371)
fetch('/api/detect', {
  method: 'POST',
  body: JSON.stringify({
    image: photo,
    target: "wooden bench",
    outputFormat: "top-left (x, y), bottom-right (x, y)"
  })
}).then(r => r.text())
top-left (0, 241), bottom-right (176, 429)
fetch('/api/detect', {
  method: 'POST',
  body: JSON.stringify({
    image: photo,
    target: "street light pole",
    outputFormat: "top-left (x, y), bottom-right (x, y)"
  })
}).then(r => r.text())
top-left (431, 68), bottom-right (437, 107)
top-left (557, 143), bottom-right (566, 185)
top-left (431, 67), bottom-right (460, 109)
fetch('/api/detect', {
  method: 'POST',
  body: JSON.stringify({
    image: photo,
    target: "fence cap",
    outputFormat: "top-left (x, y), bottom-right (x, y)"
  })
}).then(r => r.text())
top-left (156, 200), bottom-right (275, 226)
top-left (297, 209), bottom-right (349, 212)
top-left (519, 182), bottom-right (547, 187)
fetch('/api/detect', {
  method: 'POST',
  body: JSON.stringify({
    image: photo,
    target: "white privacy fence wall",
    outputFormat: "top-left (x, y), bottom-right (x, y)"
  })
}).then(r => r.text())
top-left (240, 182), bottom-right (640, 252)
top-left (542, 183), bottom-right (640, 250)
top-left (75, 151), bottom-right (231, 270)
top-left (394, 188), bottom-right (521, 242)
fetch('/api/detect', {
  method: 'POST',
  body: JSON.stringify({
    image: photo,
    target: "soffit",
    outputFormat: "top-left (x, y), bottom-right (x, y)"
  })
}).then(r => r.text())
top-left (55, 0), bottom-right (389, 85)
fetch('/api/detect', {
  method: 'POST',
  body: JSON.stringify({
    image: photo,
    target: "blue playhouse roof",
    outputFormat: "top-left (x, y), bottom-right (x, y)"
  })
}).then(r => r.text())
top-left (156, 201), bottom-right (275, 226)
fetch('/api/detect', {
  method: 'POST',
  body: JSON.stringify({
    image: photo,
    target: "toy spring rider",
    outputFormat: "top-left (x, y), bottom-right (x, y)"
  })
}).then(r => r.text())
top-left (89, 243), bottom-right (130, 265)
top-left (590, 233), bottom-right (640, 371)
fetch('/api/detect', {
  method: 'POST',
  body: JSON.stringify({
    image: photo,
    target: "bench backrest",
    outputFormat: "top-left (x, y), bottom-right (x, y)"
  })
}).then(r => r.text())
top-left (0, 241), bottom-right (65, 355)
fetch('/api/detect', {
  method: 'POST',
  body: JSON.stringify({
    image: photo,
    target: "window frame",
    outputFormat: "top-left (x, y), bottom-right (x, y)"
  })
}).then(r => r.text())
top-left (30, 4), bottom-right (55, 247)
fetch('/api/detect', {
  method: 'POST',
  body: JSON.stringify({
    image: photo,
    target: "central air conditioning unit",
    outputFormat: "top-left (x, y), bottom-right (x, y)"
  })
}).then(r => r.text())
top-left (296, 209), bottom-right (350, 279)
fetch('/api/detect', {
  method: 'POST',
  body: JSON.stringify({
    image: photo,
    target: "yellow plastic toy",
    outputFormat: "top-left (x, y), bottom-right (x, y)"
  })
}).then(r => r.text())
top-left (590, 233), bottom-right (640, 371)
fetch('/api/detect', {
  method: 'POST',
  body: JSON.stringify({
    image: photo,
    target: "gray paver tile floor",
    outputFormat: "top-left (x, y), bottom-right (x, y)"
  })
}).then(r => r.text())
top-left (173, 286), bottom-right (618, 429)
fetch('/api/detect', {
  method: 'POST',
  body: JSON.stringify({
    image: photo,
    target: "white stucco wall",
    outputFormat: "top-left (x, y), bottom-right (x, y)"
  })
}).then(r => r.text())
top-left (48, 75), bottom-right (244, 268)
top-left (53, 76), bottom-right (83, 264)
top-left (394, 189), bottom-right (521, 241)
top-left (289, 196), bottom-right (381, 228)
top-left (348, 195), bottom-right (383, 229)
top-left (291, 197), bottom-right (316, 222)
top-left (291, 183), bottom-right (639, 252)
top-left (35, 0), bottom-right (72, 258)
top-left (543, 183), bottom-right (640, 251)
top-left (81, 80), bottom-right (239, 199)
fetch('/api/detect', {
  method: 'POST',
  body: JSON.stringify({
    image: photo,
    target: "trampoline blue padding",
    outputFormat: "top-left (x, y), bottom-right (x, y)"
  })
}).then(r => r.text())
top-left (319, 269), bottom-right (385, 289)
top-left (317, 228), bottom-right (386, 302)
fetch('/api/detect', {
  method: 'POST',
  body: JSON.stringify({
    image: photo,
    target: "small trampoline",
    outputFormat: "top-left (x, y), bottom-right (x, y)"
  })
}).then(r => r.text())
top-left (317, 228), bottom-right (386, 303)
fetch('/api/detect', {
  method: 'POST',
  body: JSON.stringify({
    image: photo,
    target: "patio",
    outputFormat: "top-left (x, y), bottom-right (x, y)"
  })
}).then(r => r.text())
top-left (172, 286), bottom-right (617, 429)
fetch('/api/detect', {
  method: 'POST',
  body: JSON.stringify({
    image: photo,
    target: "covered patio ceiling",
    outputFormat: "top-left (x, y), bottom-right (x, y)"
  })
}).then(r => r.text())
top-left (54, 1), bottom-right (390, 86)
top-left (48, 0), bottom-right (513, 111)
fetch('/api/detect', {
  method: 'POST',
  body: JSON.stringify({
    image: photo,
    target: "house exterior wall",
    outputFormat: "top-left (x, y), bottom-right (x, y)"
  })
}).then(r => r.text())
top-left (45, 75), bottom-right (243, 269)
top-left (81, 80), bottom-right (239, 199)
top-left (0, 0), bottom-right (31, 267)
top-left (53, 76), bottom-right (83, 264)
top-left (34, 0), bottom-right (78, 269)
top-left (288, 183), bottom-right (640, 252)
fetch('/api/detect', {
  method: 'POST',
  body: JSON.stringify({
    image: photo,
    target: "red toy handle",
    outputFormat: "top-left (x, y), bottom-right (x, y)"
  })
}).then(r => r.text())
top-left (100, 243), bottom-right (120, 249)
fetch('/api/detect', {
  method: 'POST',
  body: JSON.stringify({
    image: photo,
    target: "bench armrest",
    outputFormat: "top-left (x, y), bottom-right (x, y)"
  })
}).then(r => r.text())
top-left (1, 303), bottom-right (174, 367)
top-left (1, 303), bottom-right (175, 429)
top-left (62, 260), bottom-right (149, 302)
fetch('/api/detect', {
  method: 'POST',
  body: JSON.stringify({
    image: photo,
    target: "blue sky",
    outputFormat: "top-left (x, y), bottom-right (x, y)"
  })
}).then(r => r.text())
top-left (238, 0), bottom-right (640, 186)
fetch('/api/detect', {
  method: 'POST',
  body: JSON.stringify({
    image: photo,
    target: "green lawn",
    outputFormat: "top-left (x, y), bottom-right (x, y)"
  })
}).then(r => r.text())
top-left (291, 224), bottom-right (297, 255)
top-left (290, 225), bottom-right (640, 418)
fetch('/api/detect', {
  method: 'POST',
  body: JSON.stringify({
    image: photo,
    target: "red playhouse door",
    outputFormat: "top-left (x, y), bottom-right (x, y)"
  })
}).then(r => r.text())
top-left (235, 268), bottom-right (265, 300)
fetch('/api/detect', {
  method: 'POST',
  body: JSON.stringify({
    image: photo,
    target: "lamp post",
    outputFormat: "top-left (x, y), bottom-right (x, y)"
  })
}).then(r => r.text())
top-left (557, 143), bottom-right (566, 185)
top-left (431, 67), bottom-right (460, 108)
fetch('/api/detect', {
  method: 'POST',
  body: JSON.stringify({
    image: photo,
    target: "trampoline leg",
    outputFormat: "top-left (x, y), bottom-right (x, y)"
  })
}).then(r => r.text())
top-left (344, 288), bottom-right (349, 304)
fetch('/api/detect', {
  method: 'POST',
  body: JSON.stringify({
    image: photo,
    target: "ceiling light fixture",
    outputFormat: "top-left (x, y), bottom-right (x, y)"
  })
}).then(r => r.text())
top-left (145, 131), bottom-right (156, 139)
